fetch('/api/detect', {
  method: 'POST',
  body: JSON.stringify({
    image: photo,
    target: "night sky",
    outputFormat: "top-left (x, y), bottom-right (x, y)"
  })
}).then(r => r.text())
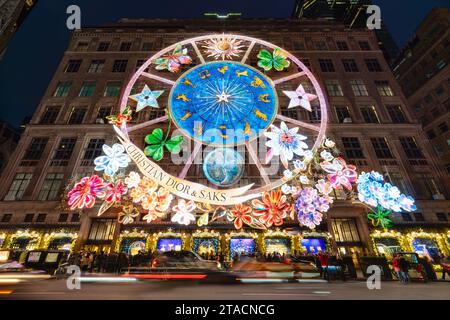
top-left (0, 0), bottom-right (448, 128)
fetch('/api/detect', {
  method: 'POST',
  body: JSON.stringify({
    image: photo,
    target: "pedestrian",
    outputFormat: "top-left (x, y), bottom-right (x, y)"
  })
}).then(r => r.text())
top-left (392, 254), bottom-right (403, 282)
top-left (399, 255), bottom-right (410, 283)
top-left (318, 252), bottom-right (329, 281)
top-left (336, 254), bottom-right (346, 281)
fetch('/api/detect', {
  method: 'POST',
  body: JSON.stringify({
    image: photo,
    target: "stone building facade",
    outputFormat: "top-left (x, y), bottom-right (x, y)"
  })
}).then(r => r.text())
top-left (0, 18), bottom-right (448, 259)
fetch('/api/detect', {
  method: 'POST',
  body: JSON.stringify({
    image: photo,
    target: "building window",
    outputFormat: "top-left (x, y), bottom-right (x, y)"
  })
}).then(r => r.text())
top-left (136, 59), bottom-right (146, 71)
top-left (331, 219), bottom-right (361, 243)
top-left (58, 213), bottom-right (69, 223)
top-left (67, 107), bottom-right (87, 124)
top-left (319, 59), bottom-right (335, 72)
top-left (83, 139), bottom-right (105, 160)
top-left (38, 173), bottom-right (64, 201)
top-left (87, 59), bottom-right (105, 73)
top-left (142, 42), bottom-right (153, 51)
top-left (365, 58), bottom-right (382, 72)
top-left (335, 106), bottom-right (352, 123)
top-left (342, 59), bottom-right (359, 72)
top-left (399, 137), bottom-right (424, 159)
top-left (350, 80), bottom-right (368, 96)
top-left (88, 219), bottom-right (116, 240)
top-left (325, 80), bottom-right (343, 96)
top-left (96, 107), bottom-right (111, 124)
top-left (53, 81), bottom-right (72, 97)
top-left (64, 59), bottom-right (82, 73)
top-left (23, 138), bottom-right (48, 160)
top-left (71, 213), bottom-right (80, 222)
top-left (97, 42), bottom-right (110, 51)
top-left (360, 106), bottom-right (380, 123)
top-left (401, 213), bottom-right (413, 221)
top-left (436, 213), bottom-right (448, 222)
top-left (76, 42), bottom-right (88, 52)
top-left (308, 105), bottom-right (321, 123)
top-left (342, 137), bottom-right (365, 159)
top-left (120, 42), bottom-right (132, 51)
top-left (426, 129), bottom-right (436, 140)
top-left (358, 41), bottom-right (371, 50)
top-left (413, 212), bottom-right (425, 222)
top-left (36, 214), bottom-right (47, 223)
top-left (104, 81), bottom-right (122, 97)
top-left (314, 41), bottom-right (328, 51)
top-left (40, 106), bottom-right (60, 124)
top-left (24, 214), bottom-right (34, 223)
top-left (112, 59), bottom-right (128, 73)
top-left (293, 41), bottom-right (305, 50)
top-left (387, 105), bottom-right (407, 123)
top-left (78, 81), bottom-right (96, 97)
top-left (1, 214), bottom-right (12, 223)
top-left (438, 122), bottom-right (449, 133)
top-left (371, 137), bottom-right (393, 159)
top-left (336, 41), bottom-right (349, 51)
top-left (53, 138), bottom-right (77, 160)
top-left (5, 173), bottom-right (33, 201)
top-left (375, 81), bottom-right (394, 96)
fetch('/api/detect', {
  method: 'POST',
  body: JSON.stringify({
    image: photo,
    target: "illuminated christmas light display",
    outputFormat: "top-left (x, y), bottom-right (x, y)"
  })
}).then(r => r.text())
top-left (64, 34), bottom-right (417, 232)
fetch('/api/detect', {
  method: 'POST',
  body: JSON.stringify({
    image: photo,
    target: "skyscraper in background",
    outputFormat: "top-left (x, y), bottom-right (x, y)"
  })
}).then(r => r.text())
top-left (0, 0), bottom-right (37, 60)
top-left (291, 0), bottom-right (400, 64)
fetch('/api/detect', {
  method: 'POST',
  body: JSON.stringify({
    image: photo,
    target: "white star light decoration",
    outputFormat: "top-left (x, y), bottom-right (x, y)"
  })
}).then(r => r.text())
top-left (129, 85), bottom-right (164, 112)
top-left (282, 84), bottom-right (317, 111)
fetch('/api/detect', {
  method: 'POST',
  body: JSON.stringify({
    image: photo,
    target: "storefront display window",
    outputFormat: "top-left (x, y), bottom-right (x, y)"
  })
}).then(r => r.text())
top-left (374, 237), bottom-right (402, 259)
top-left (48, 237), bottom-right (73, 250)
top-left (265, 238), bottom-right (291, 254)
top-left (301, 238), bottom-right (326, 254)
top-left (120, 237), bottom-right (146, 255)
top-left (157, 238), bottom-right (182, 252)
top-left (412, 238), bottom-right (441, 262)
top-left (230, 238), bottom-right (254, 258)
top-left (193, 238), bottom-right (219, 256)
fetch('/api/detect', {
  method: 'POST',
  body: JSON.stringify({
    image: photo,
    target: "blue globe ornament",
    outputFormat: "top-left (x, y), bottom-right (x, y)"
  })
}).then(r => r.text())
top-left (203, 148), bottom-right (244, 187)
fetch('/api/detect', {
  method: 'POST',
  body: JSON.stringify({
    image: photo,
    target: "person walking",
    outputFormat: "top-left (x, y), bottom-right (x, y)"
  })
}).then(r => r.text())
top-left (392, 254), bottom-right (403, 282)
top-left (399, 255), bottom-right (410, 283)
top-left (318, 252), bottom-right (329, 281)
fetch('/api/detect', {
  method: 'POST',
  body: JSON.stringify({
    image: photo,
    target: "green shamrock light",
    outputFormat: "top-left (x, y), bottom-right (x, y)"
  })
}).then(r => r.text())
top-left (257, 48), bottom-right (290, 71)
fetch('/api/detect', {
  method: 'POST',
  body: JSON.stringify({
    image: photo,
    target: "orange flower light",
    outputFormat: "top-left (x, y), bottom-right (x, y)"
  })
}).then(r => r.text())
top-left (252, 190), bottom-right (291, 228)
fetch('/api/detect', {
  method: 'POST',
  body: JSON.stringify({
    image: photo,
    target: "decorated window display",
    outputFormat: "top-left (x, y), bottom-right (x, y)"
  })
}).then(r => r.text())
top-left (157, 238), bottom-right (182, 252)
top-left (300, 238), bottom-right (326, 254)
top-left (64, 34), bottom-right (417, 233)
top-left (230, 238), bottom-right (255, 259)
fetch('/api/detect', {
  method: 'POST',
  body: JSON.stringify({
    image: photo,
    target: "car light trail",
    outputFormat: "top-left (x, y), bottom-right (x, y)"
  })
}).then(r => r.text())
top-left (121, 274), bottom-right (207, 279)
top-left (237, 278), bottom-right (290, 283)
top-left (0, 290), bottom-right (13, 295)
top-left (79, 277), bottom-right (138, 283)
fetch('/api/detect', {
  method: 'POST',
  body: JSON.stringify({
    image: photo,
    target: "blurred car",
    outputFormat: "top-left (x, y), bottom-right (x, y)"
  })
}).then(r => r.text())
top-left (151, 250), bottom-right (220, 271)
top-left (231, 255), bottom-right (321, 281)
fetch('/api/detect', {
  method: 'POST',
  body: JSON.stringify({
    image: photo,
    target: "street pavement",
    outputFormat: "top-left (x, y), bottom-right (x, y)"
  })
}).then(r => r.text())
top-left (0, 275), bottom-right (449, 300)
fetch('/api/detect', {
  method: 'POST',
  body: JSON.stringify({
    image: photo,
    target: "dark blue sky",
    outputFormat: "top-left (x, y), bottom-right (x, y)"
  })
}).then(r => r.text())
top-left (0, 0), bottom-right (448, 128)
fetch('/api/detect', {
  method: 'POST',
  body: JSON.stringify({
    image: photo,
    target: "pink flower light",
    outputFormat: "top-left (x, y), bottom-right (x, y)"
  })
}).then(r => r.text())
top-left (68, 175), bottom-right (106, 210)
top-left (320, 157), bottom-right (357, 190)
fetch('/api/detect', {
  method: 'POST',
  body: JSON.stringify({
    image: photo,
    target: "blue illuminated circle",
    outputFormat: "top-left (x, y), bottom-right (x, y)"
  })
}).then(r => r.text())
top-left (169, 61), bottom-right (278, 146)
top-left (203, 148), bottom-right (244, 187)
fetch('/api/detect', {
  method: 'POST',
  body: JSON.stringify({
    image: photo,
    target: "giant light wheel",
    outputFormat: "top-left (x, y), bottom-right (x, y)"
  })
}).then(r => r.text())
top-left (67, 34), bottom-right (416, 231)
top-left (118, 34), bottom-right (328, 202)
